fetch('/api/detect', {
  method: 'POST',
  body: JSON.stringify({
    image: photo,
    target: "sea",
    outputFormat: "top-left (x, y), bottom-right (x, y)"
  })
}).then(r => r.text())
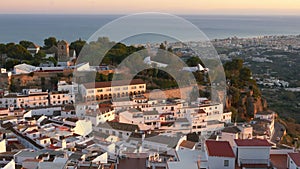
top-left (0, 14), bottom-right (300, 45)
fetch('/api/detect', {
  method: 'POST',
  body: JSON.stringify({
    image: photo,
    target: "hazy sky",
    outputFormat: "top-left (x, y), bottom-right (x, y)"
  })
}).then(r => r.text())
top-left (1, 0), bottom-right (299, 15)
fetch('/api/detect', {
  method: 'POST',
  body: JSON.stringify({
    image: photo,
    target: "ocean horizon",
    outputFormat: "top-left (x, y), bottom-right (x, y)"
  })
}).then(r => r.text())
top-left (0, 14), bottom-right (300, 45)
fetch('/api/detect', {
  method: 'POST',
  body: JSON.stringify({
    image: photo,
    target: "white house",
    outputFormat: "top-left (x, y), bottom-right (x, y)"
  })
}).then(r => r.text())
top-left (72, 119), bottom-right (92, 137)
top-left (233, 139), bottom-right (272, 167)
top-left (287, 152), bottom-right (300, 169)
top-left (14, 63), bottom-right (37, 74)
top-left (0, 89), bottom-right (49, 108)
top-left (26, 106), bottom-right (62, 117)
top-left (27, 44), bottom-right (40, 55)
top-left (49, 91), bottom-right (74, 105)
top-left (143, 110), bottom-right (160, 129)
top-left (94, 121), bottom-right (139, 140)
top-left (221, 125), bottom-right (253, 146)
top-left (58, 81), bottom-right (79, 94)
top-left (255, 111), bottom-right (275, 122)
top-left (0, 68), bottom-right (7, 73)
top-left (172, 118), bottom-right (191, 133)
top-left (85, 107), bottom-right (115, 126)
top-left (35, 136), bottom-right (51, 147)
top-left (205, 140), bottom-right (235, 169)
top-left (75, 103), bottom-right (99, 117)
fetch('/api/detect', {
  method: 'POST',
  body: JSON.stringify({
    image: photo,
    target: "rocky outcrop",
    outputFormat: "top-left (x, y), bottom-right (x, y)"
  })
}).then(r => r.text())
top-left (226, 89), bottom-right (267, 120)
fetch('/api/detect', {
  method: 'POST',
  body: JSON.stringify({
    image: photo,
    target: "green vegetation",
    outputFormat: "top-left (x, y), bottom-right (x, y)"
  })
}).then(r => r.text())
top-left (70, 39), bottom-right (86, 57)
top-left (224, 59), bottom-right (261, 98)
top-left (216, 45), bottom-right (300, 145)
top-left (185, 56), bottom-right (204, 67)
top-left (43, 37), bottom-right (57, 49)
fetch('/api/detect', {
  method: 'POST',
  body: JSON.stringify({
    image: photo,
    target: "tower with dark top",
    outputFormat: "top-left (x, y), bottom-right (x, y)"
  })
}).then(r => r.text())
top-left (57, 40), bottom-right (70, 62)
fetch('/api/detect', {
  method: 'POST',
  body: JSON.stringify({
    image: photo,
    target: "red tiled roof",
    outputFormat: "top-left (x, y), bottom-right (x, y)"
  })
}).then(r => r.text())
top-left (288, 152), bottom-right (300, 166)
top-left (83, 79), bottom-right (145, 89)
top-left (205, 140), bottom-right (235, 158)
top-left (234, 139), bottom-right (272, 147)
top-left (270, 154), bottom-right (287, 169)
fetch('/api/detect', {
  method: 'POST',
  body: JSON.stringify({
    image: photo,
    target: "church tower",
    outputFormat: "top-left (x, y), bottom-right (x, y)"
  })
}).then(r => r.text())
top-left (57, 40), bottom-right (70, 62)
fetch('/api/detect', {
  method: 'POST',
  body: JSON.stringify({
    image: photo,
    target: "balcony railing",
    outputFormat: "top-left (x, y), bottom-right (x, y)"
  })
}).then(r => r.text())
top-left (240, 158), bottom-right (269, 164)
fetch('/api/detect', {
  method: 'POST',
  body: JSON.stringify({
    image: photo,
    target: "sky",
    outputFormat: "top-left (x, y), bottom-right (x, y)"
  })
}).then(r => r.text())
top-left (0, 0), bottom-right (299, 15)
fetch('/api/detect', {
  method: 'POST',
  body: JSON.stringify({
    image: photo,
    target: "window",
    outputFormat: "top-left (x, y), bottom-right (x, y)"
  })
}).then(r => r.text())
top-left (224, 160), bottom-right (229, 167)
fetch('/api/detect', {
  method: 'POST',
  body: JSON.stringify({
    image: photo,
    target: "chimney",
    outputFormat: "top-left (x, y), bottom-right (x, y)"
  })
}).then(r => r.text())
top-left (62, 139), bottom-right (67, 149)
top-left (201, 138), bottom-right (205, 152)
top-left (294, 138), bottom-right (298, 152)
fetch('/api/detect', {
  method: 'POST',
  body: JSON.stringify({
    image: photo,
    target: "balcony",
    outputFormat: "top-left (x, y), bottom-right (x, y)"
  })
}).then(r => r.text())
top-left (239, 158), bottom-right (270, 167)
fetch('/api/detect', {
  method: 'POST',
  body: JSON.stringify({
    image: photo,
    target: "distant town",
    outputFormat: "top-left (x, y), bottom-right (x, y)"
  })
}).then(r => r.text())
top-left (0, 35), bottom-right (299, 169)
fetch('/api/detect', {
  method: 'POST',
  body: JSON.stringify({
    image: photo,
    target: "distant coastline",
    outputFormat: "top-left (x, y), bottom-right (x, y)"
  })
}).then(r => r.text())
top-left (0, 14), bottom-right (300, 45)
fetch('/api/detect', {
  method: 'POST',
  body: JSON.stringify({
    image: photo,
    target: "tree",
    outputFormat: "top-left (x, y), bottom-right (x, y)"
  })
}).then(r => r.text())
top-left (19, 40), bottom-right (34, 49)
top-left (239, 67), bottom-right (251, 81)
top-left (6, 44), bottom-right (32, 60)
top-left (186, 56), bottom-right (204, 67)
top-left (224, 59), bottom-right (243, 72)
top-left (70, 39), bottom-right (86, 56)
top-left (5, 59), bottom-right (20, 70)
top-left (48, 57), bottom-right (57, 66)
top-left (159, 43), bottom-right (166, 50)
top-left (0, 44), bottom-right (7, 54)
top-left (31, 51), bottom-right (46, 66)
top-left (34, 51), bottom-right (46, 59)
top-left (44, 37), bottom-right (57, 49)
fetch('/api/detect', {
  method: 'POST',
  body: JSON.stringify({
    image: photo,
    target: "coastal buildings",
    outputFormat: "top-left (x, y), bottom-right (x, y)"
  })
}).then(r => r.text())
top-left (205, 140), bottom-right (235, 169)
top-left (0, 37), bottom-right (298, 168)
top-left (233, 139), bottom-right (273, 168)
top-left (0, 89), bottom-right (74, 109)
top-left (79, 79), bottom-right (146, 101)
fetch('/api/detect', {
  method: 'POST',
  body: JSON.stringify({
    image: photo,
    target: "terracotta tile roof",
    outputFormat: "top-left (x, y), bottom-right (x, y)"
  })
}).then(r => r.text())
top-left (179, 140), bottom-right (196, 149)
top-left (288, 152), bottom-right (300, 166)
top-left (234, 139), bottom-right (272, 147)
top-left (83, 79), bottom-right (145, 89)
top-left (205, 140), bottom-right (235, 158)
top-left (270, 154), bottom-right (287, 169)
